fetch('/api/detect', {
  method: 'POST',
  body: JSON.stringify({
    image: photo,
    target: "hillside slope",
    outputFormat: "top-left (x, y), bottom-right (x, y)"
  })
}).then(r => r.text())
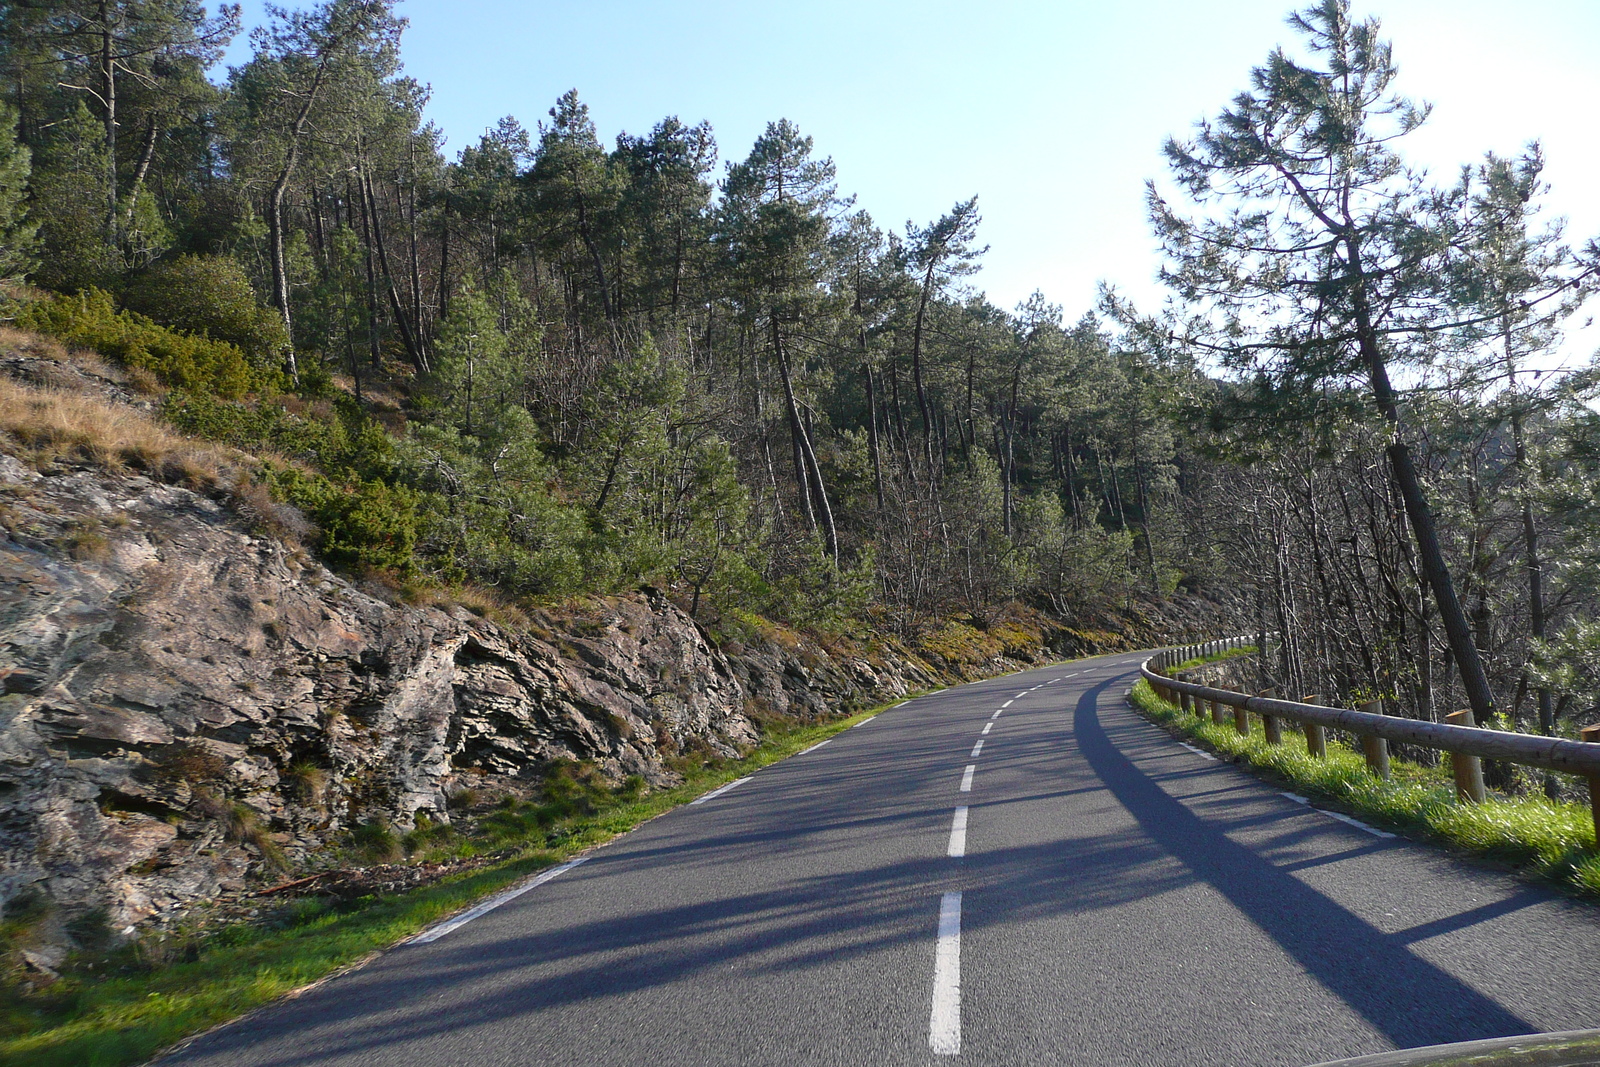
top-left (0, 341), bottom-right (1237, 949)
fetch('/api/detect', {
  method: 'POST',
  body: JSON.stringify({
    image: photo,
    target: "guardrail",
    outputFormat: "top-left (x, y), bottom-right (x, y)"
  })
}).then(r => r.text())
top-left (1142, 639), bottom-right (1600, 830)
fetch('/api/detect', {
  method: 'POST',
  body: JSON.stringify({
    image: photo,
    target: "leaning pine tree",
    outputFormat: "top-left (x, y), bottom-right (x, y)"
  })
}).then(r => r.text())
top-left (1148, 0), bottom-right (1511, 723)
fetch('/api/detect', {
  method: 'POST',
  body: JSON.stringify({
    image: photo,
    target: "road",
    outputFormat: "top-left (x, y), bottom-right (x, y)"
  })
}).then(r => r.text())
top-left (161, 650), bottom-right (1600, 1066)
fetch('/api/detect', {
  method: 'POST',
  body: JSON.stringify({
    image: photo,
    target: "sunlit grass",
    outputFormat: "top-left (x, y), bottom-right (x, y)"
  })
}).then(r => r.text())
top-left (1130, 677), bottom-right (1600, 895)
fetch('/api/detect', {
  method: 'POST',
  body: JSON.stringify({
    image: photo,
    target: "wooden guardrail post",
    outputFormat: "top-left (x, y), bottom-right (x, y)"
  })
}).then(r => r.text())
top-left (1234, 703), bottom-right (1250, 736)
top-left (1583, 725), bottom-right (1600, 838)
top-left (1210, 698), bottom-right (1226, 726)
top-left (1300, 696), bottom-right (1327, 758)
top-left (1445, 710), bottom-right (1486, 802)
top-left (1357, 700), bottom-right (1391, 779)
top-left (1258, 690), bottom-right (1282, 745)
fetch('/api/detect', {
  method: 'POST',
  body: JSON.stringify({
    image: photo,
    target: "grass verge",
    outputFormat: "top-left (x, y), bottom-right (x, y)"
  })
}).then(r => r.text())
top-left (0, 698), bottom-right (909, 1067)
top-left (1129, 675), bottom-right (1600, 900)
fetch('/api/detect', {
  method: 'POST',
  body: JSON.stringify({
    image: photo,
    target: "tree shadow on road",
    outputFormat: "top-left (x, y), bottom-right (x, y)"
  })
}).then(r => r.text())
top-left (1071, 677), bottom-right (1536, 1050)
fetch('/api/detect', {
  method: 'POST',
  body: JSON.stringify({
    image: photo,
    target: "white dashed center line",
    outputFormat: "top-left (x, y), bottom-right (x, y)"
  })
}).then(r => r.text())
top-left (970, 739), bottom-right (984, 758)
top-left (981, 722), bottom-right (992, 735)
top-left (990, 709), bottom-right (1002, 720)
top-left (959, 765), bottom-right (975, 792)
top-left (947, 806), bottom-right (968, 858)
top-left (929, 891), bottom-right (963, 1055)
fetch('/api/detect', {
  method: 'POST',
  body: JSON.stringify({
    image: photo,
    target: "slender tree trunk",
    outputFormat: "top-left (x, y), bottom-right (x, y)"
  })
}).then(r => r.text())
top-left (99, 3), bottom-right (117, 246)
top-left (123, 117), bottom-right (157, 231)
top-left (573, 184), bottom-right (616, 323)
top-left (436, 196), bottom-right (452, 324)
top-left (910, 263), bottom-right (937, 472)
top-left (1133, 444), bottom-right (1159, 592)
top-left (362, 166), bottom-right (426, 374)
top-left (404, 147), bottom-right (425, 357)
top-left (865, 362), bottom-right (885, 510)
top-left (308, 184), bottom-right (327, 273)
top-left (800, 404), bottom-right (839, 559)
top-left (352, 172), bottom-right (381, 369)
top-left (1350, 240), bottom-right (1498, 724)
top-left (772, 319), bottom-right (816, 534)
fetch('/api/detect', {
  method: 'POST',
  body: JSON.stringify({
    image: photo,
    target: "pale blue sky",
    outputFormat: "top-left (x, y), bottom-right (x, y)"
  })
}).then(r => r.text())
top-left (223, 0), bottom-right (1599, 351)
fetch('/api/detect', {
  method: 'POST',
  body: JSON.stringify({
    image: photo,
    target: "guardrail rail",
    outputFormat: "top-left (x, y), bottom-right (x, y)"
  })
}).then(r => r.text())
top-left (1141, 638), bottom-right (1600, 831)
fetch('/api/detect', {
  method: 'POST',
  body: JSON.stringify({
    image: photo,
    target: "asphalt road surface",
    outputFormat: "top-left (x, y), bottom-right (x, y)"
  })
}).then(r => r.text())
top-left (161, 651), bottom-right (1600, 1067)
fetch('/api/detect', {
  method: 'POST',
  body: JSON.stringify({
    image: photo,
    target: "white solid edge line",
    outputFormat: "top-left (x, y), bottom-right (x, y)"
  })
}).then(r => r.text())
top-left (853, 714), bottom-right (880, 727)
top-left (959, 765), bottom-right (975, 792)
top-left (1279, 791), bottom-right (1395, 838)
top-left (689, 775), bottom-right (752, 806)
top-left (947, 806), bottom-right (969, 858)
top-left (409, 856), bottom-right (590, 945)
top-left (970, 739), bottom-right (984, 758)
top-left (1178, 742), bottom-right (1218, 762)
top-left (929, 891), bottom-right (962, 1055)
top-left (798, 738), bottom-right (832, 755)
top-left (981, 722), bottom-right (992, 735)
top-left (1323, 810), bottom-right (1397, 839)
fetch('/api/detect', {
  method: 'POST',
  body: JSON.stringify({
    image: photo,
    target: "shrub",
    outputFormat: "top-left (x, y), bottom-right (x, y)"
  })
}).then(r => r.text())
top-left (120, 254), bottom-right (288, 370)
top-left (15, 288), bottom-right (264, 398)
top-left (261, 463), bottom-right (419, 576)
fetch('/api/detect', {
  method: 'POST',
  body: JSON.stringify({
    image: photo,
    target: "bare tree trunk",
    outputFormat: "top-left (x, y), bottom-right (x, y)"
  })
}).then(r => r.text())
top-left (352, 172), bottom-right (381, 370)
top-left (123, 117), bottom-right (158, 231)
top-left (910, 263), bottom-right (937, 472)
top-left (865, 361), bottom-right (884, 510)
top-left (99, 2), bottom-right (117, 246)
top-left (436, 195), bottom-right (452, 324)
top-left (362, 166), bottom-right (426, 374)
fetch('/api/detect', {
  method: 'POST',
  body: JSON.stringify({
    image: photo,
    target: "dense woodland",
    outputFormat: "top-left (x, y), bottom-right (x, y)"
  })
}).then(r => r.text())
top-left (1, 0), bottom-right (1599, 750)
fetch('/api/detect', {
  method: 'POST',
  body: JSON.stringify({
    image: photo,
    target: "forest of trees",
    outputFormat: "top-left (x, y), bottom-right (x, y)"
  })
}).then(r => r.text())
top-left (1, 0), bottom-right (1598, 752)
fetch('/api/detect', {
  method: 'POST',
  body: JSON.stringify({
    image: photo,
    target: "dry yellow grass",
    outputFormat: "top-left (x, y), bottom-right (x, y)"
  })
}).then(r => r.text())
top-left (0, 375), bottom-right (224, 485)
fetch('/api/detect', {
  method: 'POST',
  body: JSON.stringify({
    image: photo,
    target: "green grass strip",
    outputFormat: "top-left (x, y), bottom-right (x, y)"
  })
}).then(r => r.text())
top-left (0, 696), bottom-right (915, 1067)
top-left (1129, 677), bottom-right (1600, 901)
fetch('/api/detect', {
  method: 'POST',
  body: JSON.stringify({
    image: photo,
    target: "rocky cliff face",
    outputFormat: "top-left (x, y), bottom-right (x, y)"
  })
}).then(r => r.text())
top-left (0, 444), bottom-right (961, 935)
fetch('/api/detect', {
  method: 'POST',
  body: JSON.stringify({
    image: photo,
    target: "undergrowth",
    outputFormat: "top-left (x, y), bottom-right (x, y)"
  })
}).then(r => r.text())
top-left (1130, 676), bottom-right (1600, 898)
top-left (0, 697), bottom-right (904, 1067)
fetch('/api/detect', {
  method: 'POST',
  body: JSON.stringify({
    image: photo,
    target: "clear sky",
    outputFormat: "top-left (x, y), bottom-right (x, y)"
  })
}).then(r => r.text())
top-left (221, 0), bottom-right (1600, 351)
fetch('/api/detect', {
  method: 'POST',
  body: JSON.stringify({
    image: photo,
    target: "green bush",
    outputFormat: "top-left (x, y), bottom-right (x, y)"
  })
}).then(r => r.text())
top-left (15, 288), bottom-right (264, 398)
top-left (163, 391), bottom-right (396, 480)
top-left (120, 255), bottom-right (289, 370)
top-left (261, 463), bottom-right (419, 576)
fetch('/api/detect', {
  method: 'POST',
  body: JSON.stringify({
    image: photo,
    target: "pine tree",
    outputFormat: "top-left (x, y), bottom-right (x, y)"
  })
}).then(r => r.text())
top-left (1151, 0), bottom-right (1510, 723)
top-left (0, 102), bottom-right (38, 284)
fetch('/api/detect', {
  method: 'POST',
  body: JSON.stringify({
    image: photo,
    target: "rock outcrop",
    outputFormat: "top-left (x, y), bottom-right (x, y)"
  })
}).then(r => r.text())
top-left (0, 447), bottom-right (957, 934)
